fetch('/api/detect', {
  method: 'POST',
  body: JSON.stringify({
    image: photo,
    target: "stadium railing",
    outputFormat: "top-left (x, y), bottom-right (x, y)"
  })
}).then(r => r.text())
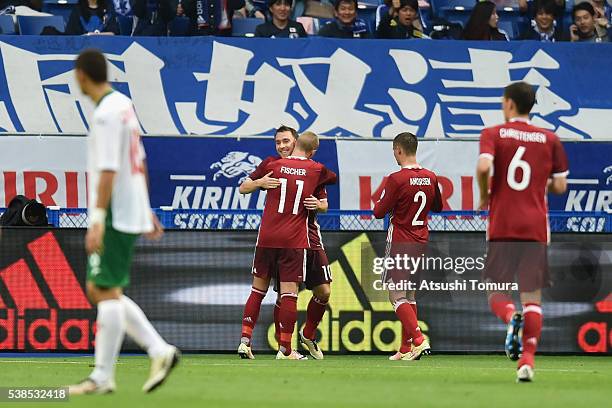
top-left (23, 208), bottom-right (612, 233)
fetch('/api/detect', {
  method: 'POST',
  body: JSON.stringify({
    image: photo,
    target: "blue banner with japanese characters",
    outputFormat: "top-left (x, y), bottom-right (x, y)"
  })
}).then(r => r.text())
top-left (0, 36), bottom-right (611, 138)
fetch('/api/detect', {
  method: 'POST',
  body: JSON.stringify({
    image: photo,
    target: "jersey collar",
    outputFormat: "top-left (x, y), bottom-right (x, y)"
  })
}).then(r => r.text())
top-left (96, 89), bottom-right (114, 107)
top-left (402, 164), bottom-right (422, 169)
top-left (287, 156), bottom-right (308, 160)
top-left (509, 117), bottom-right (531, 125)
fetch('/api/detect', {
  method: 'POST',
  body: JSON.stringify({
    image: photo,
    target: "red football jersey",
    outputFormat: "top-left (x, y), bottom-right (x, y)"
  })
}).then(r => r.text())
top-left (308, 185), bottom-right (328, 249)
top-left (373, 165), bottom-right (442, 243)
top-left (480, 118), bottom-right (569, 242)
top-left (257, 157), bottom-right (336, 248)
top-left (249, 156), bottom-right (279, 180)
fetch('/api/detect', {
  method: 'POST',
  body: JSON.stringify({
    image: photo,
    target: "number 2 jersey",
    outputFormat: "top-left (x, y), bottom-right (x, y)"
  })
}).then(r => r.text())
top-left (479, 118), bottom-right (569, 242)
top-left (373, 165), bottom-right (442, 244)
top-left (254, 156), bottom-right (337, 248)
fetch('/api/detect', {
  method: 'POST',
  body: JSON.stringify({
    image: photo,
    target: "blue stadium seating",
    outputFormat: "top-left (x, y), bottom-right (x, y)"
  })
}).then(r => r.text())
top-left (357, 0), bottom-right (383, 9)
top-left (0, 15), bottom-right (16, 35)
top-left (42, 0), bottom-right (78, 24)
top-left (442, 8), bottom-right (471, 27)
top-left (498, 19), bottom-right (517, 39)
top-left (17, 15), bottom-right (66, 35)
top-left (232, 17), bottom-right (264, 37)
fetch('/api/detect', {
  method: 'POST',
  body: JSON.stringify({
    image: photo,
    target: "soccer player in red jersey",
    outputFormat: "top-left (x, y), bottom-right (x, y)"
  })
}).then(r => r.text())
top-left (477, 82), bottom-right (569, 382)
top-left (238, 131), bottom-right (336, 360)
top-left (373, 132), bottom-right (442, 361)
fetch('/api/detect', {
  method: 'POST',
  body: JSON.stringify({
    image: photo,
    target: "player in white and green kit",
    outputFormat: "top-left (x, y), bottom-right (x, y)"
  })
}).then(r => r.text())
top-left (68, 49), bottom-right (180, 395)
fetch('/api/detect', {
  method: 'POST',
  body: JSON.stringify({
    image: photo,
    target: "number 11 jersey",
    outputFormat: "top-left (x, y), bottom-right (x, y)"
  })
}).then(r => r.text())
top-left (479, 118), bottom-right (569, 242)
top-left (256, 156), bottom-right (337, 248)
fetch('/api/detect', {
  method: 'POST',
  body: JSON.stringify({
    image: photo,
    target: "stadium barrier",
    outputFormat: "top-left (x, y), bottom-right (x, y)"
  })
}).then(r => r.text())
top-left (0, 210), bottom-right (610, 355)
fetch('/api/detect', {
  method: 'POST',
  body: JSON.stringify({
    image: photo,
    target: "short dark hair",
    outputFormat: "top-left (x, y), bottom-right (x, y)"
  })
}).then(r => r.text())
top-left (74, 49), bottom-right (107, 84)
top-left (269, 0), bottom-right (293, 7)
top-left (334, 0), bottom-right (357, 10)
top-left (535, 0), bottom-right (557, 17)
top-left (503, 82), bottom-right (536, 115)
top-left (573, 2), bottom-right (595, 18)
top-left (393, 132), bottom-right (418, 156)
top-left (275, 125), bottom-right (299, 140)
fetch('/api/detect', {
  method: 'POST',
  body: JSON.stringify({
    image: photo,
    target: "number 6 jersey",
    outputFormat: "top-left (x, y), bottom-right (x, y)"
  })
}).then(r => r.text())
top-left (479, 118), bottom-right (569, 242)
top-left (254, 156), bottom-right (337, 248)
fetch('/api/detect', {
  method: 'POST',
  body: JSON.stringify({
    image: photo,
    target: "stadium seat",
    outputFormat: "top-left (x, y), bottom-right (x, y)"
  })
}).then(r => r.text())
top-left (168, 16), bottom-right (190, 36)
top-left (117, 15), bottom-right (134, 36)
top-left (17, 15), bottom-right (66, 35)
top-left (498, 19), bottom-right (517, 39)
top-left (358, 8), bottom-right (377, 35)
top-left (232, 17), bottom-right (264, 37)
top-left (0, 15), bottom-right (16, 35)
top-left (442, 8), bottom-right (471, 27)
top-left (357, 0), bottom-right (382, 9)
top-left (42, 0), bottom-right (78, 24)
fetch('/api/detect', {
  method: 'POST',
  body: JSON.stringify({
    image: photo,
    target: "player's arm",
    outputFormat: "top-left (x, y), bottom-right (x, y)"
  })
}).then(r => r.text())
top-left (548, 136), bottom-right (569, 195)
top-left (239, 173), bottom-right (281, 194)
top-left (476, 157), bottom-right (492, 210)
top-left (86, 114), bottom-right (121, 255)
top-left (477, 130), bottom-right (495, 210)
top-left (142, 159), bottom-right (164, 241)
top-left (431, 180), bottom-right (443, 213)
top-left (373, 176), bottom-right (398, 219)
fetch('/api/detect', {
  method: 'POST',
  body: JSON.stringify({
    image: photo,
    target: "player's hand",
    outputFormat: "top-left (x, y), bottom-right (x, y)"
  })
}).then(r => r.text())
top-left (478, 195), bottom-right (489, 211)
top-left (258, 172), bottom-right (281, 189)
top-left (303, 196), bottom-right (320, 210)
top-left (85, 223), bottom-right (105, 255)
top-left (570, 25), bottom-right (579, 42)
top-left (144, 212), bottom-right (164, 241)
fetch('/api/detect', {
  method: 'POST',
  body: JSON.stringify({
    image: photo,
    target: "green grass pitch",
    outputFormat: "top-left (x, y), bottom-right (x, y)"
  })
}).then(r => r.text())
top-left (2, 354), bottom-right (611, 407)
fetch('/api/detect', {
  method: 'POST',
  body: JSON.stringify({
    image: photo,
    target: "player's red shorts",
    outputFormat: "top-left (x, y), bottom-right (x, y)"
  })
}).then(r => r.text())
top-left (483, 240), bottom-right (550, 292)
top-left (252, 247), bottom-right (307, 283)
top-left (382, 242), bottom-right (427, 287)
top-left (305, 248), bottom-right (332, 290)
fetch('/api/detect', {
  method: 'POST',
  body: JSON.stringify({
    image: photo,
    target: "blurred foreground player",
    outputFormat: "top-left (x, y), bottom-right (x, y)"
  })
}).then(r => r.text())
top-left (477, 82), bottom-right (568, 382)
top-left (68, 49), bottom-right (180, 395)
top-left (239, 128), bottom-right (334, 360)
top-left (239, 132), bottom-right (336, 360)
top-left (373, 132), bottom-right (442, 361)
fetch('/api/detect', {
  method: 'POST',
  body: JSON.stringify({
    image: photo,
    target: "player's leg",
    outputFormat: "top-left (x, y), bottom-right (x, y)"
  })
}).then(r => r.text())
top-left (299, 250), bottom-right (332, 359)
top-left (276, 249), bottom-right (307, 360)
top-left (389, 289), bottom-right (429, 360)
top-left (239, 275), bottom-right (270, 358)
top-left (390, 291), bottom-right (417, 360)
top-left (517, 290), bottom-right (542, 382)
top-left (68, 283), bottom-right (124, 395)
top-left (68, 226), bottom-right (140, 395)
top-left (120, 295), bottom-right (181, 392)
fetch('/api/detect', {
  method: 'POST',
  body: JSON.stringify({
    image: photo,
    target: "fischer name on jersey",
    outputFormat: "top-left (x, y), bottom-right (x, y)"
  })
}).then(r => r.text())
top-left (87, 91), bottom-right (153, 234)
top-left (255, 157), bottom-right (336, 249)
top-left (479, 118), bottom-right (569, 242)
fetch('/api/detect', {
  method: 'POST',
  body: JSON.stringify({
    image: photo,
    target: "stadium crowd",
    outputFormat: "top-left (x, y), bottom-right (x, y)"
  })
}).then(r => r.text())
top-left (0, 0), bottom-right (610, 41)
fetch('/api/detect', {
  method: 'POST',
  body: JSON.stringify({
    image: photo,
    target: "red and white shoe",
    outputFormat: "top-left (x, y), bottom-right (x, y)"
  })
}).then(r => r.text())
top-left (276, 350), bottom-right (308, 360)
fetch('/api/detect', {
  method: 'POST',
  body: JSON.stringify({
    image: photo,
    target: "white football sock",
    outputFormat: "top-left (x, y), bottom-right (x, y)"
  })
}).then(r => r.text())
top-left (90, 299), bottom-right (125, 385)
top-left (121, 295), bottom-right (170, 358)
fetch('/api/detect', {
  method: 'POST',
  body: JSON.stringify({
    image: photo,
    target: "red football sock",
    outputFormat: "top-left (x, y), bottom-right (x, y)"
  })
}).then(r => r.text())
top-left (303, 296), bottom-right (327, 340)
top-left (488, 292), bottom-right (516, 324)
top-left (395, 301), bottom-right (423, 346)
top-left (519, 303), bottom-right (542, 369)
top-left (279, 293), bottom-right (298, 355)
top-left (241, 287), bottom-right (266, 344)
top-left (273, 299), bottom-right (281, 343)
top-left (399, 302), bottom-right (417, 353)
